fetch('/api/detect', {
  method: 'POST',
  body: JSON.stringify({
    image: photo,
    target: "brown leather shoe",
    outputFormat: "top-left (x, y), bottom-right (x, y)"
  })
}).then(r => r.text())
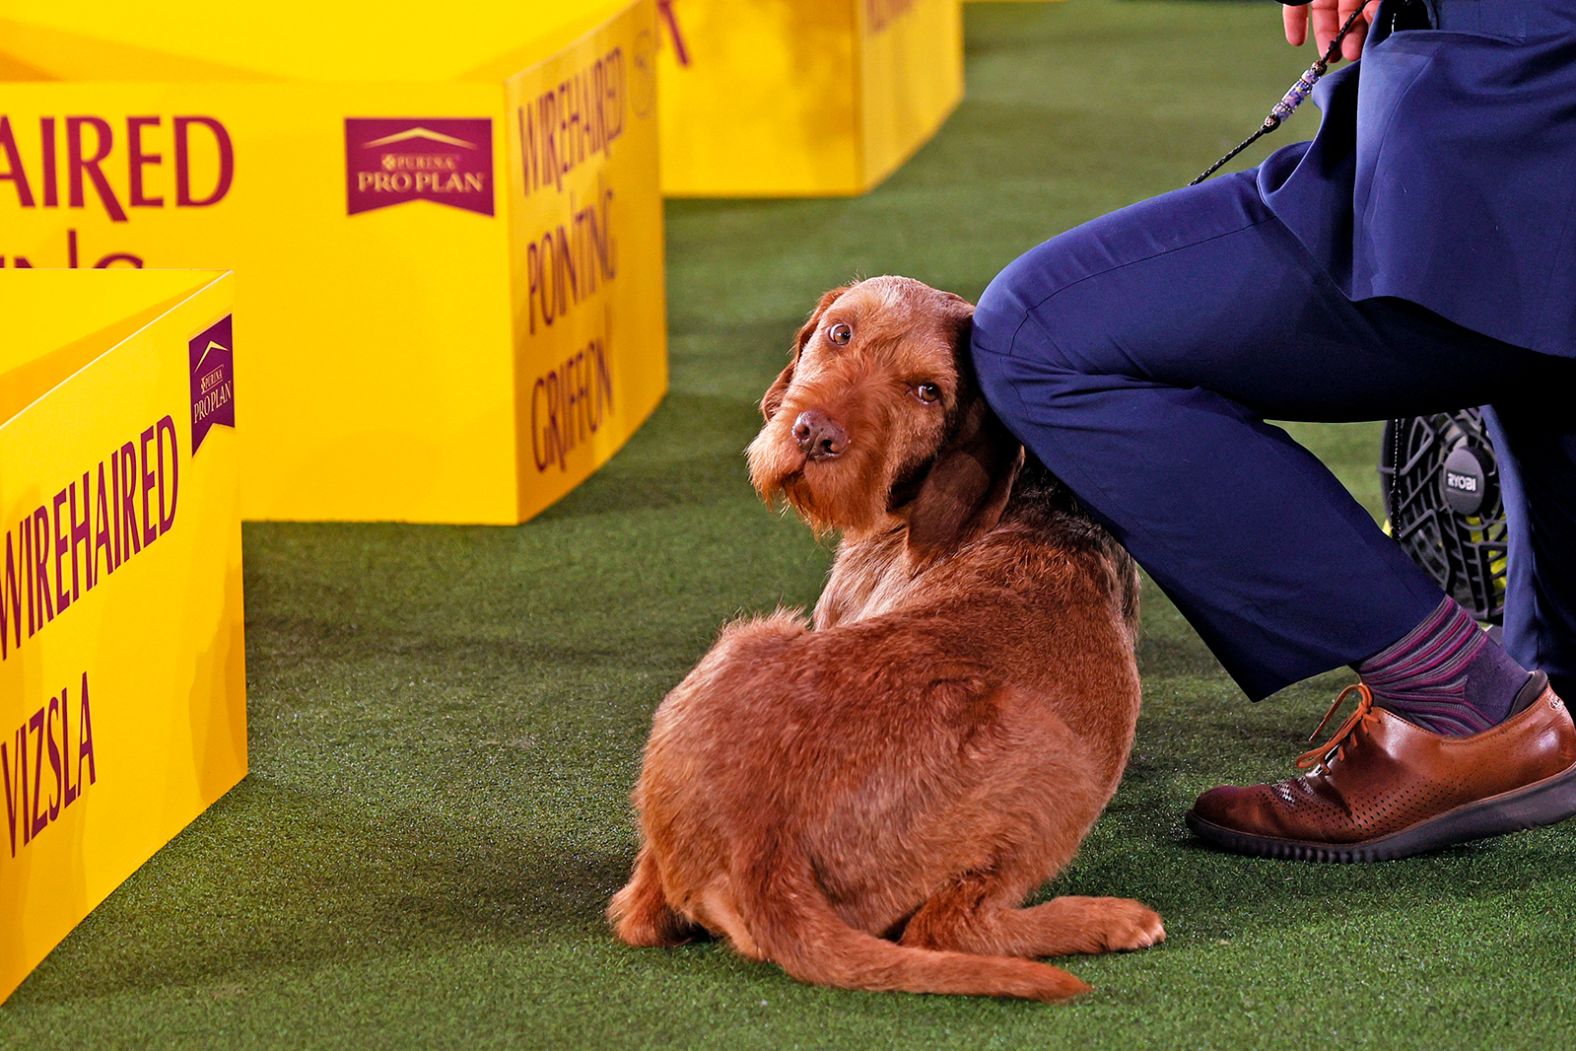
top-left (1187, 672), bottom-right (1576, 862)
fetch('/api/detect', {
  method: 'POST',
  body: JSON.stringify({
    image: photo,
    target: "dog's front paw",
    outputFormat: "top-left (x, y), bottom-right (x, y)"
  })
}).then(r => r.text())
top-left (1079, 897), bottom-right (1166, 952)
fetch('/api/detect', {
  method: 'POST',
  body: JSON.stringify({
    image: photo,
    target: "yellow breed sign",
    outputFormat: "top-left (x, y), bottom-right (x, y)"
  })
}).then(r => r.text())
top-left (0, 269), bottom-right (246, 1005)
top-left (0, 0), bottom-right (667, 524)
top-left (650, 0), bottom-right (964, 196)
top-left (506, 6), bottom-right (669, 513)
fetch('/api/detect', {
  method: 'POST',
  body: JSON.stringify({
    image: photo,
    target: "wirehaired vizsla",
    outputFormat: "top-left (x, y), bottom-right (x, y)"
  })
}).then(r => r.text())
top-left (610, 276), bottom-right (1160, 1000)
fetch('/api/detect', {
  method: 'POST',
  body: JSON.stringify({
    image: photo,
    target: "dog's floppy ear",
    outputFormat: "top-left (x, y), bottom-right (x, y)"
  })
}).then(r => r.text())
top-left (905, 316), bottom-right (1024, 563)
top-left (762, 285), bottom-right (848, 421)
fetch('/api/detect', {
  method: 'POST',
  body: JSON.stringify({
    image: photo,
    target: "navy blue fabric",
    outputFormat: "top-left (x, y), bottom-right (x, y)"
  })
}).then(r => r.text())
top-left (972, 170), bottom-right (1576, 700)
top-left (1262, 0), bottom-right (1576, 357)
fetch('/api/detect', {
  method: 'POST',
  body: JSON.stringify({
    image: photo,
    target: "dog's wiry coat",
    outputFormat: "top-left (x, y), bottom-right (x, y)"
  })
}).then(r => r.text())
top-left (610, 277), bottom-right (1157, 1001)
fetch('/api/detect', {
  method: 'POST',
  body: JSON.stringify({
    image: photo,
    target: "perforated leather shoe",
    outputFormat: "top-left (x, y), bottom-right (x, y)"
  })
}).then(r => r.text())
top-left (1187, 672), bottom-right (1576, 862)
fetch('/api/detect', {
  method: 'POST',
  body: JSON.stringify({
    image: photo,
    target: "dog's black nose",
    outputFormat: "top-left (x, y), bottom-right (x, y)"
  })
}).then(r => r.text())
top-left (792, 410), bottom-right (847, 460)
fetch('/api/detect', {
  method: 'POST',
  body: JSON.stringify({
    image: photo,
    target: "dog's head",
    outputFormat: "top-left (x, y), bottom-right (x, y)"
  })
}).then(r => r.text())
top-left (747, 276), bottom-right (1023, 560)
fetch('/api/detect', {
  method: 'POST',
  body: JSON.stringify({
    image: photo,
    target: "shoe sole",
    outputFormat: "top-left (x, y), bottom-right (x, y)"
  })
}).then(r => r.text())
top-left (1185, 758), bottom-right (1576, 862)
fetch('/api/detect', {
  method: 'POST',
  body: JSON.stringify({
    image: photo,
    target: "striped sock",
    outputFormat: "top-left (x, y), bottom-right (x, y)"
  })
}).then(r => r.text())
top-left (1355, 598), bottom-right (1529, 736)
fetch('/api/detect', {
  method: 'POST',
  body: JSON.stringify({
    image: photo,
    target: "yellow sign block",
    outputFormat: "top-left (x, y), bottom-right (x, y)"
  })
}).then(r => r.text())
top-left (0, 0), bottom-right (668, 524)
top-left (649, 0), bottom-right (964, 197)
top-left (0, 269), bottom-right (246, 1005)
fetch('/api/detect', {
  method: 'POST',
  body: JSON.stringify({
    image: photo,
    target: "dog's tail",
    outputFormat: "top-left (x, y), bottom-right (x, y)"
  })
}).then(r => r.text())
top-left (735, 841), bottom-right (1089, 1002)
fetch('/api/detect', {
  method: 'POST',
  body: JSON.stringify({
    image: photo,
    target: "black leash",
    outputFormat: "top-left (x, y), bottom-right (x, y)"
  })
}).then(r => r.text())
top-left (1191, 6), bottom-right (1370, 185)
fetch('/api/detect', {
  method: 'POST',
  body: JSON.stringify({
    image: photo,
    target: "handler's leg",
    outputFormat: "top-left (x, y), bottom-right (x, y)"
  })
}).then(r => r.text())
top-left (1486, 401), bottom-right (1576, 701)
top-left (972, 171), bottom-right (1550, 698)
top-left (973, 171), bottom-right (1576, 859)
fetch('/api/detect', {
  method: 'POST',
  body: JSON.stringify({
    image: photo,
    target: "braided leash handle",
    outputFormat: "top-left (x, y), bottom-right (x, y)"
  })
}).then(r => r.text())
top-left (1189, 5), bottom-right (1368, 186)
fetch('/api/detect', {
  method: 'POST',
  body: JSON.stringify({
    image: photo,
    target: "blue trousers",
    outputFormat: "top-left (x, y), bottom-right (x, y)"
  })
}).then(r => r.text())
top-left (972, 171), bottom-right (1576, 701)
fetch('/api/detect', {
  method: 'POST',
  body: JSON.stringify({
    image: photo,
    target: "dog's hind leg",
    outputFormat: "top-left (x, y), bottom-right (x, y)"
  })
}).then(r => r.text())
top-left (739, 840), bottom-right (1090, 1001)
top-left (901, 873), bottom-right (1164, 958)
top-left (897, 688), bottom-right (1159, 960)
top-left (608, 845), bottom-right (702, 948)
top-left (1006, 896), bottom-right (1165, 956)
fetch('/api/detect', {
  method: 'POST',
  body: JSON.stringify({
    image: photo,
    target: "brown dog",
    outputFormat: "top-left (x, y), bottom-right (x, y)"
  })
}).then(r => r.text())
top-left (609, 276), bottom-right (1158, 1001)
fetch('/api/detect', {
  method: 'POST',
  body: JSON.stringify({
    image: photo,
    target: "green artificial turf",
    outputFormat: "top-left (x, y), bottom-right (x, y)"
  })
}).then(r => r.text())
top-left (4, 2), bottom-right (1573, 1047)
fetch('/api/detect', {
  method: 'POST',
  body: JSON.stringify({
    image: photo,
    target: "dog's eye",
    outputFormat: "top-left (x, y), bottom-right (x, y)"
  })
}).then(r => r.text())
top-left (827, 322), bottom-right (853, 346)
top-left (914, 383), bottom-right (941, 404)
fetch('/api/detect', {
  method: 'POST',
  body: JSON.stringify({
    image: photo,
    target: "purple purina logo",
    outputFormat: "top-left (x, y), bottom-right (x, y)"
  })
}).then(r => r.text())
top-left (344, 118), bottom-right (494, 217)
top-left (189, 315), bottom-right (235, 455)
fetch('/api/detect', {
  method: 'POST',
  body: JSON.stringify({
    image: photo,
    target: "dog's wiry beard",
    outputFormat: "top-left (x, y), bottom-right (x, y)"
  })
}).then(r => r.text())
top-left (747, 417), bottom-right (905, 539)
top-left (746, 422), bottom-right (799, 504)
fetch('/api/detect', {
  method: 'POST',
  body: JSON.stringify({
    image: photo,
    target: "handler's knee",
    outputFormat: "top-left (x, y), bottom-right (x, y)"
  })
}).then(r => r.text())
top-left (968, 323), bottom-right (1032, 436)
top-left (973, 244), bottom-right (1054, 363)
top-left (971, 234), bottom-right (1103, 431)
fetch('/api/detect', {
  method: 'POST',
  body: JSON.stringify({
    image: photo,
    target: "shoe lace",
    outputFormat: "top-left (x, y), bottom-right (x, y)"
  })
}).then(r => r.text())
top-left (1296, 683), bottom-right (1375, 771)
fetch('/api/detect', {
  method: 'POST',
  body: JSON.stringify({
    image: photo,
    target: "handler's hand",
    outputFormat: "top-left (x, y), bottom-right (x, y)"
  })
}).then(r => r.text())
top-left (1283, 1), bottom-right (1380, 62)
